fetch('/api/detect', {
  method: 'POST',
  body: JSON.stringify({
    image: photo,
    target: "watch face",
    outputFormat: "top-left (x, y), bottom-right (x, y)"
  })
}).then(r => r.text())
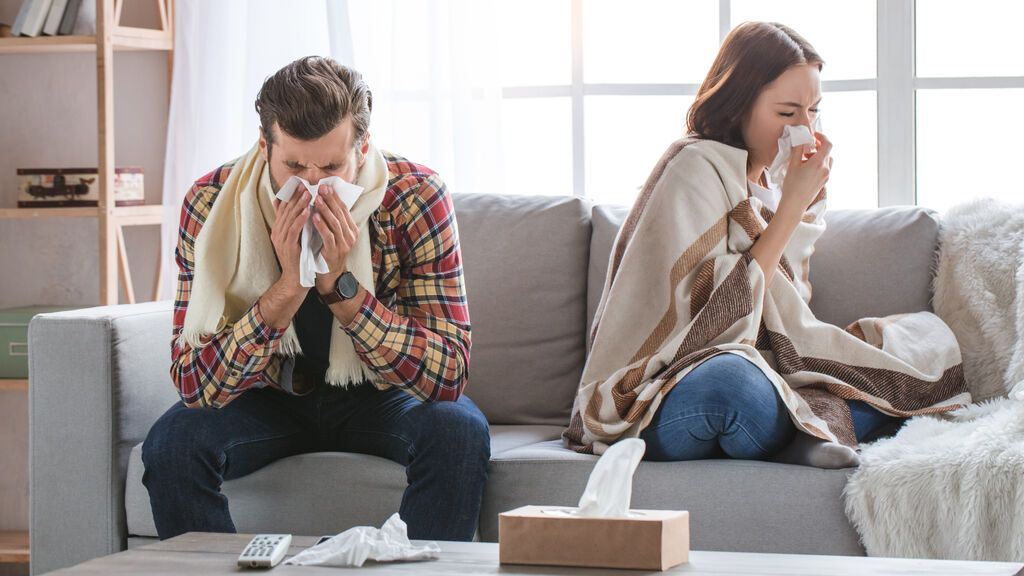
top-left (337, 272), bottom-right (360, 299)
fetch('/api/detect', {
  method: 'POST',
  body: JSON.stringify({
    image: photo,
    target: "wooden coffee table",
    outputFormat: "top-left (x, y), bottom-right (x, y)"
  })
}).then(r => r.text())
top-left (47, 532), bottom-right (1024, 575)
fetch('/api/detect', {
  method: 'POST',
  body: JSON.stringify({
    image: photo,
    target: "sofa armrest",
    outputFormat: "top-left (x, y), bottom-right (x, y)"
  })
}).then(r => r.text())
top-left (29, 301), bottom-right (177, 574)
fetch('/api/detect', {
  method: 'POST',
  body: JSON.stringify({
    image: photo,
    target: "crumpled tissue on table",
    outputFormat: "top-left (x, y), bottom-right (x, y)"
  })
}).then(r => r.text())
top-left (283, 513), bottom-right (441, 568)
top-left (274, 175), bottom-right (363, 288)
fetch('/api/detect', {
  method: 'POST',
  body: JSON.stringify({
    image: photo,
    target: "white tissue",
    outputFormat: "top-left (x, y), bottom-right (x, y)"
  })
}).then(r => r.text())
top-left (274, 175), bottom-right (364, 288)
top-left (766, 116), bottom-right (823, 187)
top-left (575, 438), bottom-right (646, 517)
top-left (283, 513), bottom-right (440, 568)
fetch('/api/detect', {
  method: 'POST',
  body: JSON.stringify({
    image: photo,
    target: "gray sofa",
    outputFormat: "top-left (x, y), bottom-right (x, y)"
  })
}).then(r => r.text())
top-left (28, 193), bottom-right (942, 574)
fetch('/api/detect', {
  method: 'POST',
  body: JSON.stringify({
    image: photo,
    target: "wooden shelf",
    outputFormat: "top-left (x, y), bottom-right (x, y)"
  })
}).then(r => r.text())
top-left (0, 204), bottom-right (165, 225)
top-left (0, 207), bottom-right (96, 219)
top-left (0, 379), bottom-right (28, 392)
top-left (0, 26), bottom-right (172, 54)
top-left (113, 204), bottom-right (166, 226)
top-left (0, 530), bottom-right (29, 563)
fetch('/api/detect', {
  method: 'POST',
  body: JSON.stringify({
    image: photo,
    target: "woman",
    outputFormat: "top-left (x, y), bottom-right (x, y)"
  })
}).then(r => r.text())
top-left (563, 22), bottom-right (970, 468)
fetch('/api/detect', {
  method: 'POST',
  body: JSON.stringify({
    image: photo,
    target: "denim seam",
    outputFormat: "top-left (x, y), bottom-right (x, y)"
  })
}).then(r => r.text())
top-left (338, 428), bottom-right (415, 450)
top-left (645, 410), bottom-right (779, 456)
top-left (221, 431), bottom-right (306, 454)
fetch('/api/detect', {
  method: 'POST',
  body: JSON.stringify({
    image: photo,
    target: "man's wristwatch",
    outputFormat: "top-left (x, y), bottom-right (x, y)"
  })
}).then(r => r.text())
top-left (318, 271), bottom-right (360, 305)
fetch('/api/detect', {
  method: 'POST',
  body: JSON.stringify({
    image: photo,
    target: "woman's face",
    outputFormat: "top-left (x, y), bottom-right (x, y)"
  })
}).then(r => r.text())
top-left (741, 64), bottom-right (822, 169)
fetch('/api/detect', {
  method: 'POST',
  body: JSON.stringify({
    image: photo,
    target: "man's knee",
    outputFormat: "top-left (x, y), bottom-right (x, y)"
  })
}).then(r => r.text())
top-left (415, 397), bottom-right (490, 461)
top-left (142, 404), bottom-right (219, 476)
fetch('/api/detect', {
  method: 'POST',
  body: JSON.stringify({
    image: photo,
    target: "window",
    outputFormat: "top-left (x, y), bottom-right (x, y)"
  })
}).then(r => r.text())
top-left (497, 0), bottom-right (882, 208)
top-left (358, 1), bottom-right (1020, 212)
top-left (915, 0), bottom-right (1024, 212)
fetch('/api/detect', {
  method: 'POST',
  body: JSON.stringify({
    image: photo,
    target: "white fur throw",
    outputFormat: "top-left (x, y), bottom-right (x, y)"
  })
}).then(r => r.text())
top-left (844, 200), bottom-right (1024, 561)
top-left (843, 383), bottom-right (1024, 561)
top-left (932, 199), bottom-right (1024, 401)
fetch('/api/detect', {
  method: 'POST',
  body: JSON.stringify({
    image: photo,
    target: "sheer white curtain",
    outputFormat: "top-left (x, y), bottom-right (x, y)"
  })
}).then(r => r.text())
top-left (160, 0), bottom-right (333, 299)
top-left (160, 1), bottom-right (505, 299)
top-left (344, 0), bottom-right (504, 196)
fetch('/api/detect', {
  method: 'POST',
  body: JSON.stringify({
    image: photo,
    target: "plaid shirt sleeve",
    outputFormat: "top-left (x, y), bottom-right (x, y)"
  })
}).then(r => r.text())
top-left (342, 172), bottom-right (472, 402)
top-left (169, 173), bottom-right (287, 409)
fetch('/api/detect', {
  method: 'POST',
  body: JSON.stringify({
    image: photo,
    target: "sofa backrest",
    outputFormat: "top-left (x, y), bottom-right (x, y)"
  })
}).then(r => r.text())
top-left (587, 205), bottom-right (941, 337)
top-left (452, 193), bottom-right (592, 426)
top-left (450, 196), bottom-right (940, 427)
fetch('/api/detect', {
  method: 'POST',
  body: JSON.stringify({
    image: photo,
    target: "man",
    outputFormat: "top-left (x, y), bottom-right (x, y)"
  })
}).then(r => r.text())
top-left (142, 56), bottom-right (489, 542)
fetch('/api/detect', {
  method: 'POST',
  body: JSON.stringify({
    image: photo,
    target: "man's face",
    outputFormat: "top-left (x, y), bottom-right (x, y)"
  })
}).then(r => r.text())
top-left (258, 116), bottom-right (370, 193)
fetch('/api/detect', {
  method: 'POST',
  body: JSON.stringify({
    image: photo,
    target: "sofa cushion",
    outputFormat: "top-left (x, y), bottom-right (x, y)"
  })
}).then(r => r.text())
top-left (808, 207), bottom-right (939, 327)
top-left (588, 205), bottom-right (940, 333)
top-left (452, 194), bottom-right (591, 426)
top-left (479, 440), bottom-right (863, 555)
top-left (125, 425), bottom-right (564, 538)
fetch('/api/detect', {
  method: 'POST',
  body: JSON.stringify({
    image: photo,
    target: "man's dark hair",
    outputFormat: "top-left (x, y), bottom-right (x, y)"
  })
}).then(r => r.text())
top-left (255, 56), bottom-right (372, 152)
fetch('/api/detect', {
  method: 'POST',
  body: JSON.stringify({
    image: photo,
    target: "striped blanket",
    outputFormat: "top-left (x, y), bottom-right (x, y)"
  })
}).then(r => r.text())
top-left (564, 137), bottom-right (970, 455)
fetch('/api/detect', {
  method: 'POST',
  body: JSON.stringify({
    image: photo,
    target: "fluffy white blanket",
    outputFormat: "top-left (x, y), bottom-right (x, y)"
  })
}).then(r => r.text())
top-left (844, 200), bottom-right (1024, 561)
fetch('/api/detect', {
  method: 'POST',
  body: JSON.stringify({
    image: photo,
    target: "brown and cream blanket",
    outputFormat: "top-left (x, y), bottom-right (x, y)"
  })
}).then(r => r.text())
top-left (564, 137), bottom-right (971, 454)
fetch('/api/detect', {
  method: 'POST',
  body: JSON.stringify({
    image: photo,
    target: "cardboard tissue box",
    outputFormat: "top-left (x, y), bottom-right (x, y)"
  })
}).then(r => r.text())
top-left (498, 439), bottom-right (690, 571)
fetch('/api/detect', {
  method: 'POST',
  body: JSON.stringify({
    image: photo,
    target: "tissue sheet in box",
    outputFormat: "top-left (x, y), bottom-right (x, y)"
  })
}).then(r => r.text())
top-left (499, 505), bottom-right (689, 571)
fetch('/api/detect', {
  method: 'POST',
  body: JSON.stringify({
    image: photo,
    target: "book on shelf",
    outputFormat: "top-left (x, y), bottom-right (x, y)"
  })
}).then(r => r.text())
top-left (42, 0), bottom-right (69, 36)
top-left (16, 167), bottom-right (145, 208)
top-left (15, 0), bottom-right (55, 37)
top-left (9, 0), bottom-right (88, 37)
top-left (57, 0), bottom-right (81, 35)
top-left (9, 0), bottom-right (33, 36)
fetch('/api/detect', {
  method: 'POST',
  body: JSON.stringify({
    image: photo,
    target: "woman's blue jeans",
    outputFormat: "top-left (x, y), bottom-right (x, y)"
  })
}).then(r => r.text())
top-left (639, 353), bottom-right (903, 461)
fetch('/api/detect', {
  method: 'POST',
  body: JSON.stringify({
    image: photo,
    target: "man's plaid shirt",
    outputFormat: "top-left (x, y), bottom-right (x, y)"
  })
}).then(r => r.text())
top-left (170, 152), bottom-right (471, 409)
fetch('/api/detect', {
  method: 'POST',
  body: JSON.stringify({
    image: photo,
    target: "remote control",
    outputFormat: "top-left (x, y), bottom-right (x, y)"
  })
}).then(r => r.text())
top-left (238, 534), bottom-right (292, 569)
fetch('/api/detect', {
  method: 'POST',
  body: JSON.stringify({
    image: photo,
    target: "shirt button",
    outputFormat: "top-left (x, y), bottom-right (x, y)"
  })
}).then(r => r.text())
top-left (255, 335), bottom-right (266, 345)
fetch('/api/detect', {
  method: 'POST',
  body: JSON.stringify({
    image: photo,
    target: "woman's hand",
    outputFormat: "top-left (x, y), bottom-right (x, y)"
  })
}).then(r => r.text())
top-left (779, 131), bottom-right (833, 213)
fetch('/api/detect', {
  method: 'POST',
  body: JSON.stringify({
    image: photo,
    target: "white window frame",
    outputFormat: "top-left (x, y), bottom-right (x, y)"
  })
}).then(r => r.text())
top-left (500, 0), bottom-right (1024, 209)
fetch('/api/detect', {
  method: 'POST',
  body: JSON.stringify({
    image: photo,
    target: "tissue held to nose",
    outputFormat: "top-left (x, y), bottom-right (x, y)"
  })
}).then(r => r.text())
top-left (767, 115), bottom-right (823, 187)
top-left (274, 175), bottom-right (365, 287)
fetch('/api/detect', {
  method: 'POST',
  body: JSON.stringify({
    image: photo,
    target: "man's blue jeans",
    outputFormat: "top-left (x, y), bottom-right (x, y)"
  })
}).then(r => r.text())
top-left (141, 382), bottom-right (490, 541)
top-left (639, 353), bottom-right (903, 461)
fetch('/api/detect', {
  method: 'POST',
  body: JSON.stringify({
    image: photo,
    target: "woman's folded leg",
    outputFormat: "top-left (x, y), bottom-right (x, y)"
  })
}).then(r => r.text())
top-left (639, 353), bottom-right (796, 461)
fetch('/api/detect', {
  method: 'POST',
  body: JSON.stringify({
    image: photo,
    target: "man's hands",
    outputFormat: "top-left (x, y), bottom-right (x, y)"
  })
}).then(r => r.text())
top-left (311, 184), bottom-right (360, 295)
top-left (259, 189), bottom-right (312, 330)
top-left (270, 188), bottom-right (312, 291)
top-left (258, 183), bottom-right (361, 331)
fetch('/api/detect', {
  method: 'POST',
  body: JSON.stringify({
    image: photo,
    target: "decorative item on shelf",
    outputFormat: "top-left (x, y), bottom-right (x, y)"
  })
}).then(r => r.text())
top-left (0, 305), bottom-right (81, 379)
top-left (17, 167), bottom-right (144, 208)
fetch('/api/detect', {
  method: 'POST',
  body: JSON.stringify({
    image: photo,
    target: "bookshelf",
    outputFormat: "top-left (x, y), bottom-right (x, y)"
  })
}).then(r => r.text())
top-left (0, 0), bottom-right (175, 305)
top-left (0, 1), bottom-right (175, 569)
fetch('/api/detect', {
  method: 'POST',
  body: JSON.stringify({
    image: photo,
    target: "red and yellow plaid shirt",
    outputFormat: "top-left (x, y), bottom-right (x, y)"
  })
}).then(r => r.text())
top-left (170, 152), bottom-right (471, 409)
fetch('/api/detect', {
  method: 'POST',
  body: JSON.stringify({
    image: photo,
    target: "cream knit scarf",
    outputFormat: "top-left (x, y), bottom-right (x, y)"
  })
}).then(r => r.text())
top-left (182, 141), bottom-right (388, 388)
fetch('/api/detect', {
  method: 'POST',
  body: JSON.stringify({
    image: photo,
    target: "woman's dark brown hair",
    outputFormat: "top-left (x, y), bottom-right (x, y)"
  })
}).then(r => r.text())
top-left (686, 22), bottom-right (823, 150)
